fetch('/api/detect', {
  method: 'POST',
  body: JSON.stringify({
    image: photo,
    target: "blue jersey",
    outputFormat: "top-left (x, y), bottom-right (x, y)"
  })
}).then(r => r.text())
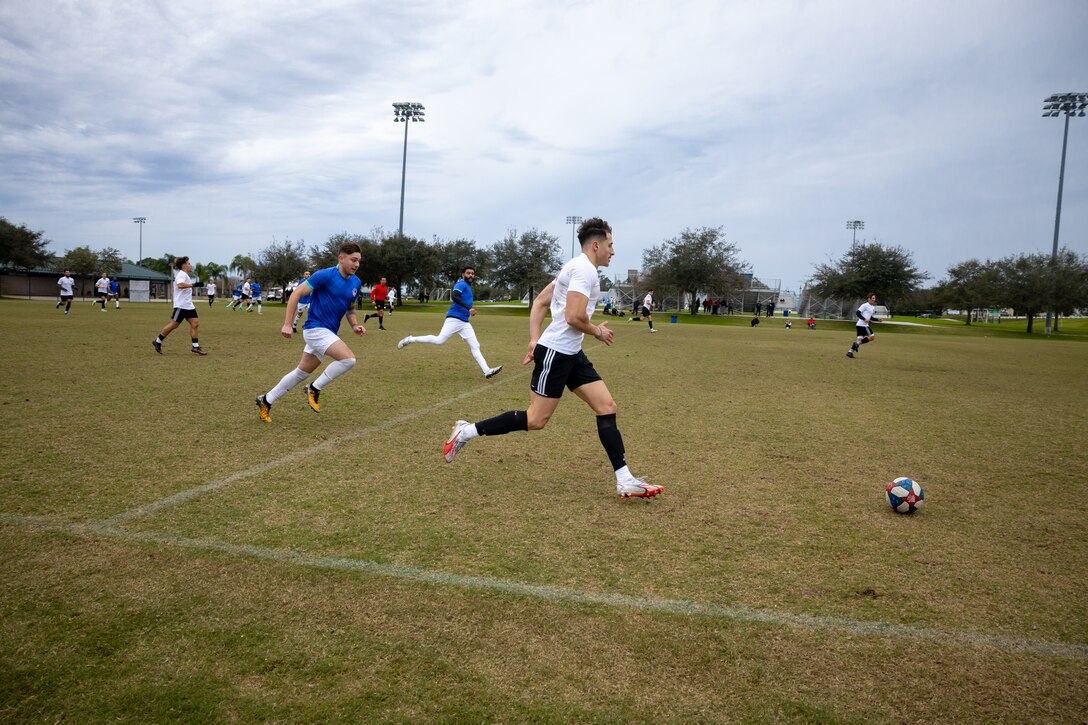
top-left (446, 279), bottom-right (473, 322)
top-left (250, 282), bottom-right (261, 298)
top-left (109, 280), bottom-right (119, 294)
top-left (303, 266), bottom-right (362, 333)
top-left (298, 281), bottom-right (312, 306)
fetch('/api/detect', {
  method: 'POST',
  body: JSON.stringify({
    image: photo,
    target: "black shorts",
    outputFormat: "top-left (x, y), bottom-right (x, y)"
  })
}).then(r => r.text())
top-left (60, 294), bottom-right (73, 301)
top-left (641, 306), bottom-right (651, 317)
top-left (856, 325), bottom-right (873, 338)
top-left (171, 307), bottom-right (199, 322)
top-left (372, 300), bottom-right (387, 311)
top-left (530, 345), bottom-right (602, 399)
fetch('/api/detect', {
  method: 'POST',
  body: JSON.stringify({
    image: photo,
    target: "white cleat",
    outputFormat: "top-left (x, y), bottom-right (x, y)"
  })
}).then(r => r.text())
top-left (617, 478), bottom-right (664, 499)
top-left (443, 420), bottom-right (472, 463)
top-left (485, 365), bottom-right (503, 379)
top-left (649, 328), bottom-right (658, 333)
top-left (397, 337), bottom-right (411, 349)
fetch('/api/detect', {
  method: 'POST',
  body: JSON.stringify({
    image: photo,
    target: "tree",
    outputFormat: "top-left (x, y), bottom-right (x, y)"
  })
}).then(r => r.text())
top-left (995, 253), bottom-right (1051, 334)
top-left (194, 262), bottom-right (228, 285)
top-left (309, 233), bottom-right (380, 271)
top-left (434, 238), bottom-right (490, 287)
top-left (97, 247), bottom-right (124, 276)
top-left (1050, 248), bottom-right (1088, 332)
top-left (253, 237), bottom-right (308, 294)
top-left (809, 241), bottom-right (928, 311)
top-left (139, 254), bottom-right (176, 278)
top-left (489, 228), bottom-right (562, 302)
top-left (378, 233), bottom-right (437, 302)
top-left (937, 259), bottom-right (1000, 325)
top-left (640, 226), bottom-right (748, 312)
top-left (0, 217), bottom-right (52, 268)
top-left (229, 254), bottom-right (257, 278)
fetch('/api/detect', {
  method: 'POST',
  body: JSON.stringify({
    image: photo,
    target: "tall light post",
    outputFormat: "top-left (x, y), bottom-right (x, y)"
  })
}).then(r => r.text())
top-left (1041, 92), bottom-right (1086, 336)
top-left (566, 215), bottom-right (582, 258)
top-left (132, 217), bottom-right (146, 263)
top-left (392, 101), bottom-right (425, 237)
top-left (846, 220), bottom-right (864, 245)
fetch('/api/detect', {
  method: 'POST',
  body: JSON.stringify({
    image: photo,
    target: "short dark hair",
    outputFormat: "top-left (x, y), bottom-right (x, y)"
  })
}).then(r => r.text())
top-left (174, 256), bottom-right (189, 270)
top-left (339, 242), bottom-right (361, 256)
top-left (577, 217), bottom-right (612, 246)
top-left (462, 265), bottom-right (475, 274)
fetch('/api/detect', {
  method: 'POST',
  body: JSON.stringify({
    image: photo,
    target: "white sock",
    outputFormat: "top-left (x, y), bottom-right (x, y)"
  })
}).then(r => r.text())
top-left (462, 423), bottom-right (479, 441)
top-left (615, 465), bottom-right (635, 484)
top-left (312, 358), bottom-right (355, 390)
top-left (267, 367), bottom-right (310, 404)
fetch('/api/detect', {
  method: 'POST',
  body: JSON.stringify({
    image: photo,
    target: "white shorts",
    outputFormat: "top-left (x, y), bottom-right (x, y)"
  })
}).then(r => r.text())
top-left (303, 327), bottom-right (343, 361)
top-left (436, 317), bottom-right (479, 345)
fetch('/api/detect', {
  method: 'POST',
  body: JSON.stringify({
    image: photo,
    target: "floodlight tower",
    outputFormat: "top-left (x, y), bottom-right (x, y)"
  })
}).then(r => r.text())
top-left (132, 217), bottom-right (146, 262)
top-left (566, 215), bottom-right (583, 258)
top-left (392, 101), bottom-right (426, 237)
top-left (846, 220), bottom-right (864, 246)
top-left (1041, 92), bottom-right (1087, 336)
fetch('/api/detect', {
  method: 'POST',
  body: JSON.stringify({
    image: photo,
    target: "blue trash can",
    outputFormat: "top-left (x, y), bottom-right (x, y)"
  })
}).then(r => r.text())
top-left (670, 315), bottom-right (678, 324)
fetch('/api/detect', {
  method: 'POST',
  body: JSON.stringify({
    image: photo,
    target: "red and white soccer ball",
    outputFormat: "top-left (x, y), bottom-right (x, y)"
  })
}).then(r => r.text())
top-left (885, 477), bottom-right (925, 514)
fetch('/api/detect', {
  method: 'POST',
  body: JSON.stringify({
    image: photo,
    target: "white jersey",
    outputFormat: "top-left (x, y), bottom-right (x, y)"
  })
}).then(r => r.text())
top-left (643, 293), bottom-right (653, 309)
top-left (174, 270), bottom-right (195, 310)
top-left (95, 277), bottom-right (109, 294)
top-left (206, 282), bottom-right (216, 296)
top-left (58, 276), bottom-right (75, 295)
top-left (537, 253), bottom-right (600, 355)
top-left (856, 302), bottom-right (876, 326)
top-left (242, 281), bottom-right (252, 296)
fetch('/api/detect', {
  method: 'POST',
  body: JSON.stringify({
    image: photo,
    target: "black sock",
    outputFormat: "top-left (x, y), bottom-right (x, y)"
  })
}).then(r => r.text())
top-left (191, 338), bottom-right (199, 347)
top-left (648, 320), bottom-right (653, 329)
top-left (65, 302), bottom-right (71, 312)
top-left (475, 410), bottom-right (528, 436)
top-left (156, 334), bottom-right (165, 343)
top-left (596, 413), bottom-right (626, 471)
top-left (859, 338), bottom-right (870, 346)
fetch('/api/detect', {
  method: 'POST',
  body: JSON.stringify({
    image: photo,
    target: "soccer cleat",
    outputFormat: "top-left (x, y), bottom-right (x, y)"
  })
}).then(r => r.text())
top-left (443, 420), bottom-right (471, 463)
top-left (485, 365), bottom-right (503, 379)
top-left (256, 395), bottom-right (272, 423)
top-left (55, 302), bottom-right (61, 309)
top-left (650, 328), bottom-right (658, 333)
top-left (397, 336), bottom-right (412, 349)
top-left (617, 478), bottom-right (664, 499)
top-left (191, 346), bottom-right (208, 356)
top-left (152, 340), bottom-right (162, 354)
top-left (304, 383), bottom-right (321, 413)
top-left (846, 350), bottom-right (854, 358)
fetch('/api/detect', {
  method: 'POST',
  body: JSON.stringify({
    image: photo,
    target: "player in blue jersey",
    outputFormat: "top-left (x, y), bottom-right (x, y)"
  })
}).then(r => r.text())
top-left (108, 278), bottom-right (121, 308)
top-left (247, 279), bottom-right (263, 314)
top-left (256, 244), bottom-right (365, 422)
top-left (291, 270), bottom-right (312, 332)
top-left (397, 266), bottom-right (502, 379)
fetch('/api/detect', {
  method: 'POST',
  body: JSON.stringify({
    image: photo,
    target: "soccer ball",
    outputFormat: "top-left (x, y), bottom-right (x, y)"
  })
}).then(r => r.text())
top-left (886, 477), bottom-right (924, 514)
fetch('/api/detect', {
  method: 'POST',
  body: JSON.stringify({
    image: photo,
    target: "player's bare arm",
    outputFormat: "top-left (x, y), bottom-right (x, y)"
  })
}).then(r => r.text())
top-left (281, 283), bottom-right (309, 338)
top-left (565, 290), bottom-right (613, 346)
top-left (523, 282), bottom-right (555, 364)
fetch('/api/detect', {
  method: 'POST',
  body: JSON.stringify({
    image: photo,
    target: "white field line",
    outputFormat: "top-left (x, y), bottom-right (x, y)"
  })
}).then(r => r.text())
top-left (95, 372), bottom-right (525, 528)
top-left (2, 513), bottom-right (1086, 661)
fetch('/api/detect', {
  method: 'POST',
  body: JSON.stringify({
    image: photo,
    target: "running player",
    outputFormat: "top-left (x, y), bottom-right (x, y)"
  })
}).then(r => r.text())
top-left (442, 217), bottom-right (662, 499)
top-left (227, 282), bottom-right (243, 310)
top-left (255, 243), bottom-right (364, 422)
top-left (152, 256), bottom-right (207, 355)
top-left (363, 277), bottom-right (389, 330)
top-left (206, 280), bottom-right (217, 306)
top-left (847, 293), bottom-right (880, 358)
top-left (387, 285), bottom-right (397, 314)
top-left (641, 288), bottom-right (656, 332)
top-left (108, 277), bottom-right (121, 308)
top-left (248, 279), bottom-right (263, 314)
top-left (397, 265), bottom-right (502, 379)
top-left (94, 272), bottom-right (109, 311)
top-left (56, 270), bottom-right (75, 315)
top-left (292, 270), bottom-right (312, 332)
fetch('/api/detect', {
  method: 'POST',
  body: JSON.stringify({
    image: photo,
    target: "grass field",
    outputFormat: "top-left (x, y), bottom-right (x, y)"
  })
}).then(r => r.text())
top-left (2, 298), bottom-right (1087, 722)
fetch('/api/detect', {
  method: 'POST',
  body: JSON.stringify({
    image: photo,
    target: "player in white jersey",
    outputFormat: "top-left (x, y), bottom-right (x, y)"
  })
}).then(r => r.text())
top-left (640, 289), bottom-right (657, 332)
top-left (847, 293), bottom-right (880, 358)
top-left (56, 270), bottom-right (76, 315)
top-left (94, 272), bottom-right (109, 311)
top-left (442, 217), bottom-right (662, 499)
top-left (291, 270), bottom-right (312, 332)
top-left (206, 281), bottom-right (217, 306)
top-left (152, 256), bottom-right (207, 355)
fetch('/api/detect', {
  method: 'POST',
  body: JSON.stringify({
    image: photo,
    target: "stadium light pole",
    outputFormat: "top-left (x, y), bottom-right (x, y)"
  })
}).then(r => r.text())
top-left (846, 220), bottom-right (864, 246)
top-left (1041, 92), bottom-right (1086, 336)
top-left (132, 217), bottom-right (146, 263)
top-left (566, 215), bottom-right (582, 258)
top-left (392, 101), bottom-right (425, 238)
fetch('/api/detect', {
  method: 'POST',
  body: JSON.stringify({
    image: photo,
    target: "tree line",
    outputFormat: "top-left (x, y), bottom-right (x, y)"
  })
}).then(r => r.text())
top-left (4, 215), bottom-right (1085, 326)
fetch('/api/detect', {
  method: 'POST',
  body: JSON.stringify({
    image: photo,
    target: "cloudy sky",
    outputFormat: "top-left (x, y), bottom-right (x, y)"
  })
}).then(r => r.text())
top-left (2, 0), bottom-right (1086, 291)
